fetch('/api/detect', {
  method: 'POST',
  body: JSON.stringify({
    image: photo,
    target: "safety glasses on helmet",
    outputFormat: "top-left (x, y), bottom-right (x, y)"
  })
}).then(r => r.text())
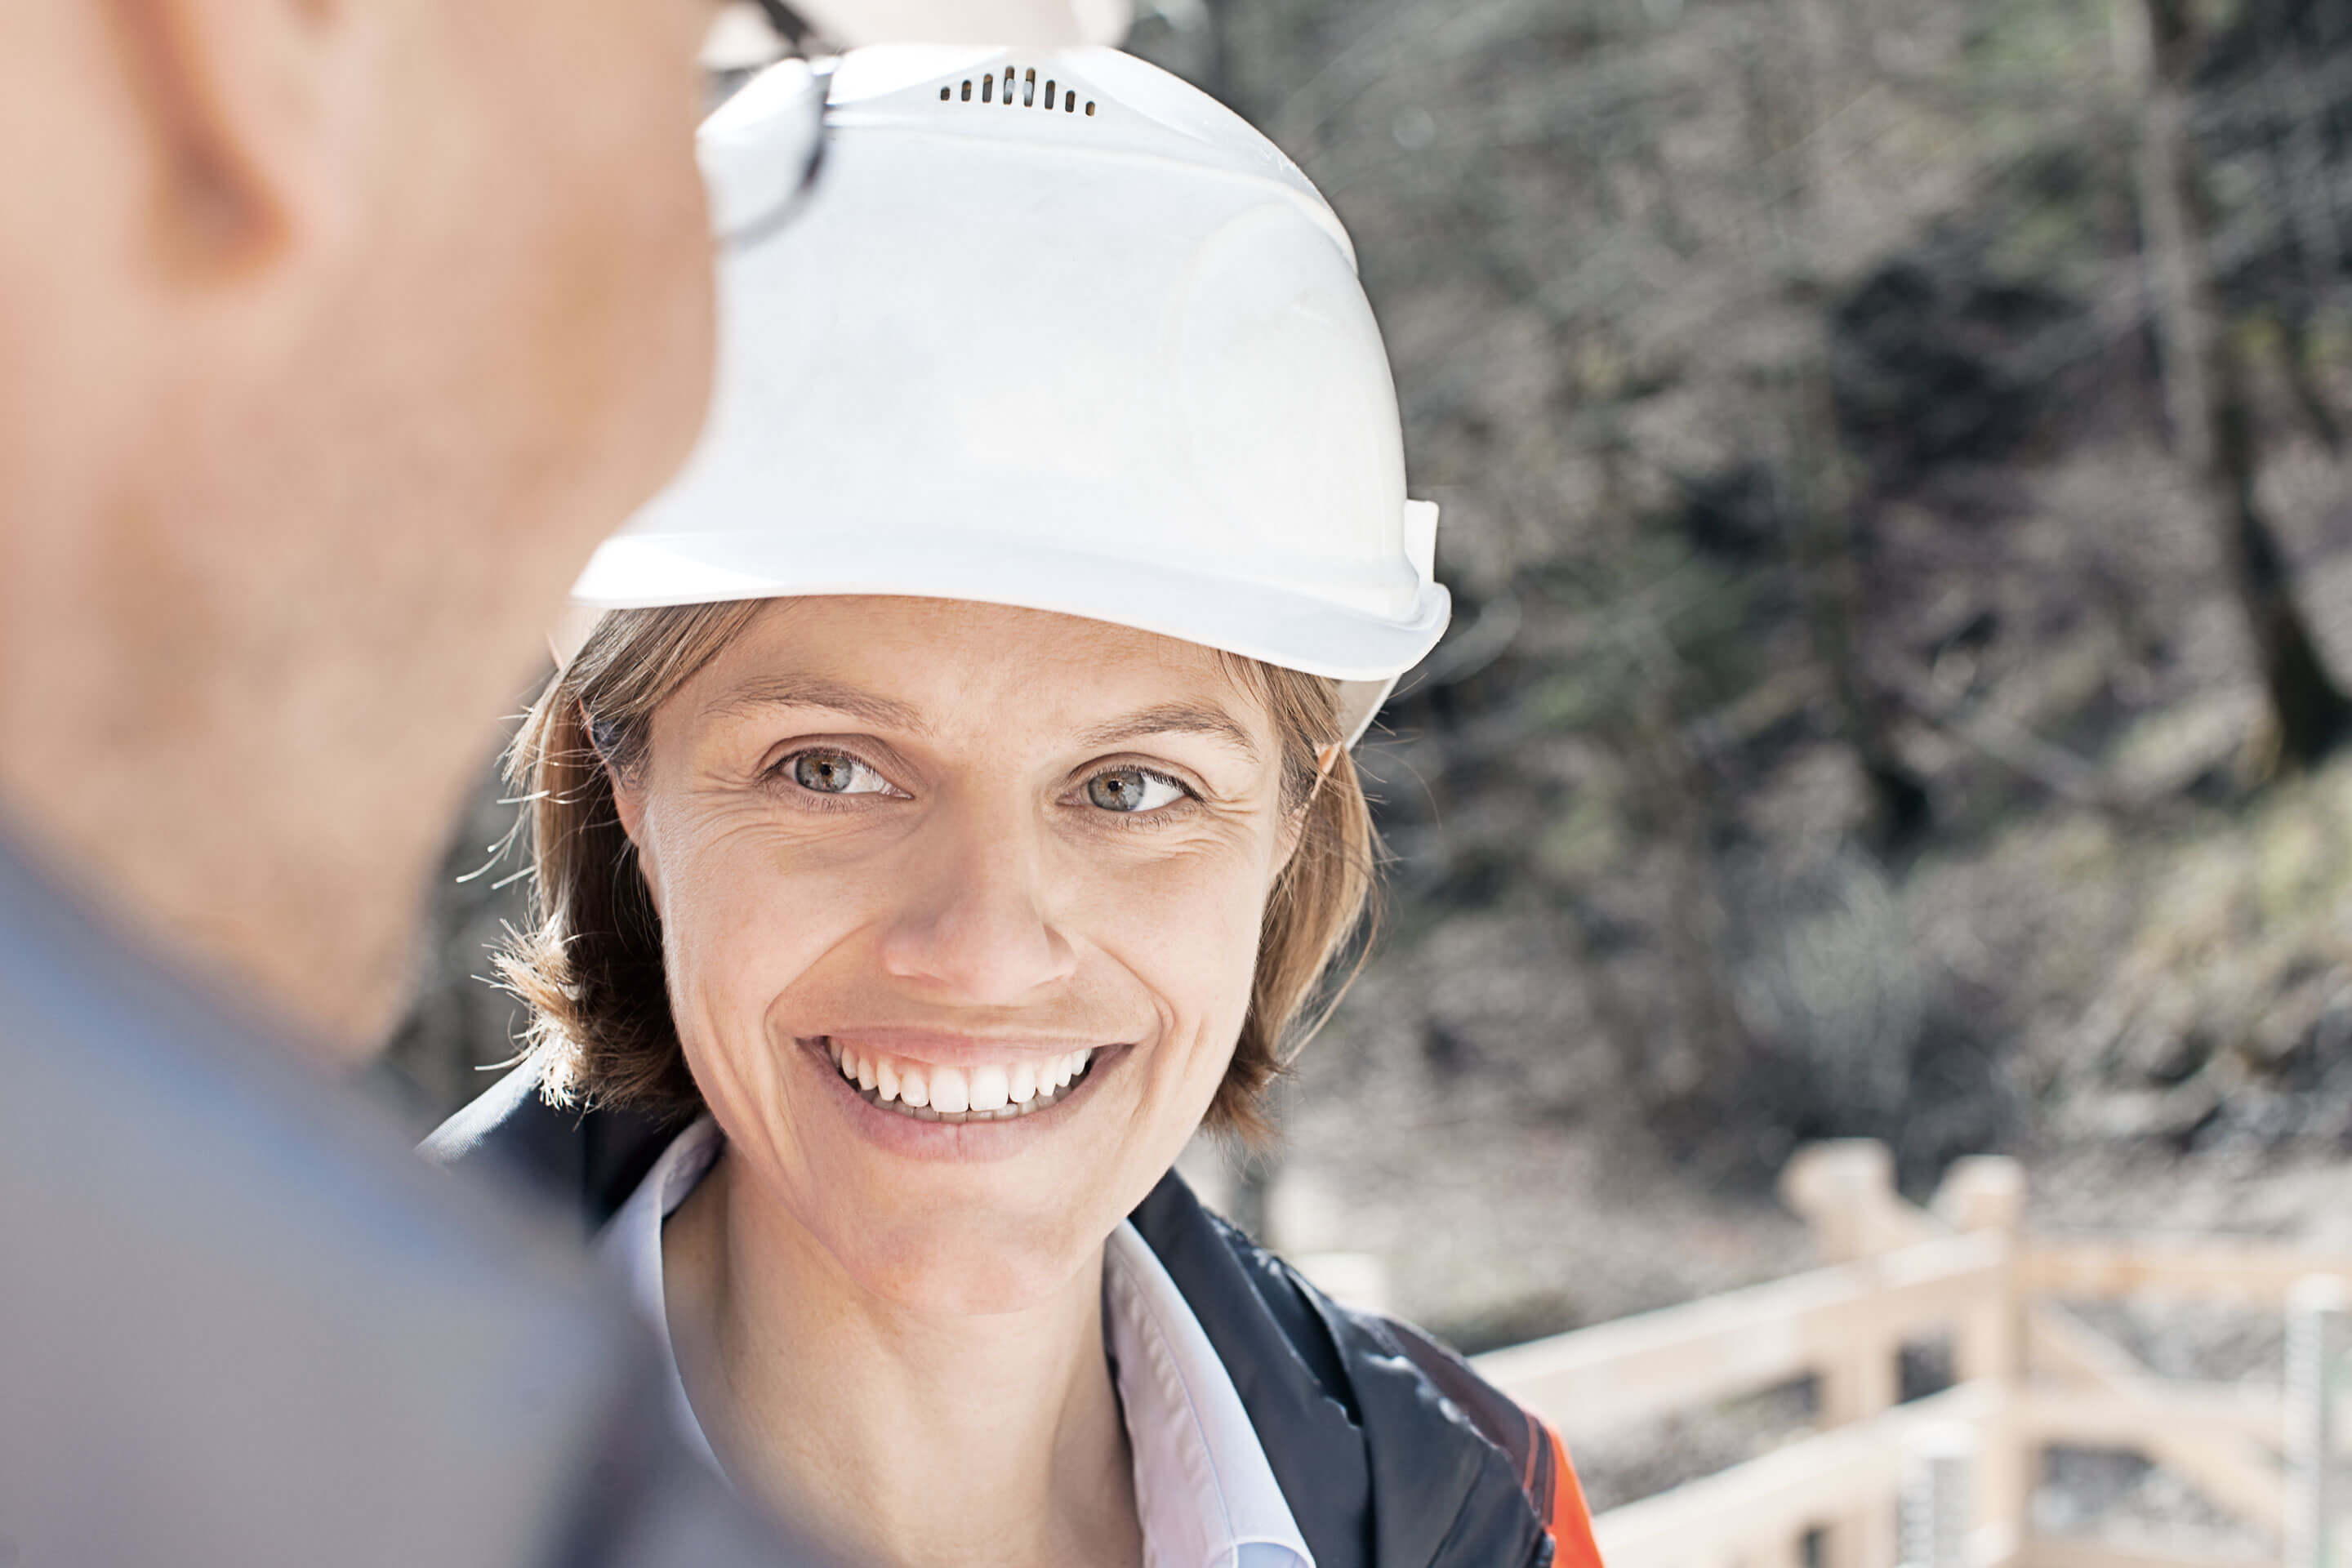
top-left (699, 2), bottom-right (835, 247)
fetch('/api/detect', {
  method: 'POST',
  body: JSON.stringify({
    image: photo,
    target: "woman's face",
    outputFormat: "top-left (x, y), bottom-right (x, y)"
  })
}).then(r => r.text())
top-left (616, 596), bottom-right (1300, 1313)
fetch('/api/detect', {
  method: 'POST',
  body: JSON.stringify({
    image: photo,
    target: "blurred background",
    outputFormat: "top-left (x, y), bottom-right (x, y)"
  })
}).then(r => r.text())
top-left (381, 0), bottom-right (2352, 1523)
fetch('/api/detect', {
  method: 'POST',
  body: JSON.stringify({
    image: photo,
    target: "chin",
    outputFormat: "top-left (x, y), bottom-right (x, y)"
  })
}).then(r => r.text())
top-left (820, 1203), bottom-right (1109, 1318)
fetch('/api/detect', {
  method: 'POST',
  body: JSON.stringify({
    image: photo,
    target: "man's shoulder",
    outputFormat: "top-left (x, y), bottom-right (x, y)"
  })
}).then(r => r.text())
top-left (0, 843), bottom-right (808, 1567)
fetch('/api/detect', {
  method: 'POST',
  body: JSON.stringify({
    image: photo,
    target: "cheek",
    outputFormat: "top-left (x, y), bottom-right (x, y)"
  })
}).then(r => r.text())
top-left (653, 821), bottom-right (848, 1065)
top-left (1093, 850), bottom-right (1273, 1089)
top-left (541, 102), bottom-right (710, 500)
top-left (459, 0), bottom-right (714, 509)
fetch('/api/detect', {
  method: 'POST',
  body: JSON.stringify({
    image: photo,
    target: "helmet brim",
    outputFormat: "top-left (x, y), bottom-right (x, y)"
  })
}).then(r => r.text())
top-left (567, 531), bottom-right (1447, 745)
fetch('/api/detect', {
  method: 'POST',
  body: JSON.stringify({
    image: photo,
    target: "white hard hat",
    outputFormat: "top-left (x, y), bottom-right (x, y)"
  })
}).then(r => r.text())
top-left (572, 45), bottom-right (1449, 746)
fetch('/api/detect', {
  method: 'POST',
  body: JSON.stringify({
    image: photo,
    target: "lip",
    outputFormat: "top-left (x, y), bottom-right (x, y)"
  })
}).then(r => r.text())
top-left (801, 1028), bottom-right (1112, 1071)
top-left (800, 1034), bottom-right (1129, 1163)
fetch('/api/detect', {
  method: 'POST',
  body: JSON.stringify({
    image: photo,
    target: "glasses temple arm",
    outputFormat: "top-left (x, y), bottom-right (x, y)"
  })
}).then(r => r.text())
top-left (749, 0), bottom-right (821, 49)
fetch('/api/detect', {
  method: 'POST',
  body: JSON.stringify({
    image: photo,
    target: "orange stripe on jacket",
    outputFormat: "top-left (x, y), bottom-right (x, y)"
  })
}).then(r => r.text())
top-left (1537, 1419), bottom-right (1604, 1568)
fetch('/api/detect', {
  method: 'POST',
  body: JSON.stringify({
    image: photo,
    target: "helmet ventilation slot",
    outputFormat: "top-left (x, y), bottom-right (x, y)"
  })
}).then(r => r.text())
top-left (942, 67), bottom-right (1094, 116)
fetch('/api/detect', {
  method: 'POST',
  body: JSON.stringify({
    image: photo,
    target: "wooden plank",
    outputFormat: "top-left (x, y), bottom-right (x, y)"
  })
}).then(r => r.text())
top-left (2021, 1536), bottom-right (2270, 1568)
top-left (1592, 1383), bottom-right (2002, 1568)
top-left (1475, 1232), bottom-right (2006, 1435)
top-left (2024, 1241), bottom-right (2352, 1304)
top-left (1782, 1140), bottom-right (1937, 1263)
top-left (1940, 1160), bottom-right (2032, 1557)
top-left (2028, 1304), bottom-right (2287, 1531)
top-left (2018, 1382), bottom-right (2282, 1448)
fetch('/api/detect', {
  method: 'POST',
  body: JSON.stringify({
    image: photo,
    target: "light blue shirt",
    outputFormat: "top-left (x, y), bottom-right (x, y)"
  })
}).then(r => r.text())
top-left (602, 1118), bottom-right (1315, 1568)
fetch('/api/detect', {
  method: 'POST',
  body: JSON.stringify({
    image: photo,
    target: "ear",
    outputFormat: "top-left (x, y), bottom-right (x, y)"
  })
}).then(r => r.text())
top-left (1271, 744), bottom-right (1344, 884)
top-left (593, 706), bottom-right (652, 853)
top-left (104, 0), bottom-right (364, 274)
top-left (588, 704), bottom-right (662, 901)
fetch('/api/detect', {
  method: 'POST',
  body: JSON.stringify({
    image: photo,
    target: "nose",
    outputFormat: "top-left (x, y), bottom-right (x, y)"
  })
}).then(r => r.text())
top-left (875, 800), bottom-right (1078, 1004)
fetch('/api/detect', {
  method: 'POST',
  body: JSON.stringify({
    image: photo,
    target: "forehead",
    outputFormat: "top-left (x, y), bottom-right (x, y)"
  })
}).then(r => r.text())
top-left (679, 595), bottom-right (1270, 741)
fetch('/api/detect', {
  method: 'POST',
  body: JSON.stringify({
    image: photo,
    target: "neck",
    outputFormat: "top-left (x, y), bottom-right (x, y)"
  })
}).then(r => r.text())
top-left (663, 1150), bottom-right (1143, 1568)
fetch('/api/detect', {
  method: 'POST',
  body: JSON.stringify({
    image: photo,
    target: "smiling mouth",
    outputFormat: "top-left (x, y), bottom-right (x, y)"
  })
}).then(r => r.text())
top-left (819, 1037), bottom-right (1102, 1124)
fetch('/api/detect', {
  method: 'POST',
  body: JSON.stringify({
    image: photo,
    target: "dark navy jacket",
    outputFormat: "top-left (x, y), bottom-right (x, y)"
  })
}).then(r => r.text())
top-left (426, 1065), bottom-right (1603, 1568)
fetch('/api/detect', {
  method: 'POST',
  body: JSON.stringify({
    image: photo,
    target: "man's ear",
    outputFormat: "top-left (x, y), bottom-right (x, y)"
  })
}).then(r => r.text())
top-left (104, 0), bottom-right (364, 274)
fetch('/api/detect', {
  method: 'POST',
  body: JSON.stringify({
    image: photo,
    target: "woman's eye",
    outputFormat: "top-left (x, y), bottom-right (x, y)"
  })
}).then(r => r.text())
top-left (788, 751), bottom-right (893, 795)
top-left (1085, 768), bottom-right (1187, 813)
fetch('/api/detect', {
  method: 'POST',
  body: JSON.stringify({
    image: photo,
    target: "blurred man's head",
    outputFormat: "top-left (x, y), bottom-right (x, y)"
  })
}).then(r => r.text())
top-left (0, 0), bottom-right (721, 1050)
top-left (0, 0), bottom-right (1128, 1059)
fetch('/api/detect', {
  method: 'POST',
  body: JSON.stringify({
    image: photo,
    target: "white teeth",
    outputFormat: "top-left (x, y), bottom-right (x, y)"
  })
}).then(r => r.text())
top-left (823, 1040), bottom-right (1104, 1122)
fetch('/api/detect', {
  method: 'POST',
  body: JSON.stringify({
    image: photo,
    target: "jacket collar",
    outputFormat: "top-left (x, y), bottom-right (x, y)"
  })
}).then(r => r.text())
top-left (1129, 1174), bottom-right (1552, 1568)
top-left (595, 1116), bottom-right (1316, 1568)
top-left (423, 1069), bottom-right (1550, 1568)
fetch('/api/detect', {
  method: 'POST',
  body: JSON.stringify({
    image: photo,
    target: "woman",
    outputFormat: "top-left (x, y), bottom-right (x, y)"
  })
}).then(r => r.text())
top-left (429, 45), bottom-right (1601, 1568)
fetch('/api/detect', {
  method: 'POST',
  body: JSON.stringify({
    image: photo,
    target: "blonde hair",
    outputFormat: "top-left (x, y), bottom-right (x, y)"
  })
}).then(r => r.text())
top-left (497, 603), bottom-right (1378, 1146)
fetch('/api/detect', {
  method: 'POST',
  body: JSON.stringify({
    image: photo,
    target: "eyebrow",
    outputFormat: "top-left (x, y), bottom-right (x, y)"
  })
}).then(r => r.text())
top-left (699, 676), bottom-right (933, 735)
top-left (1077, 703), bottom-right (1262, 763)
